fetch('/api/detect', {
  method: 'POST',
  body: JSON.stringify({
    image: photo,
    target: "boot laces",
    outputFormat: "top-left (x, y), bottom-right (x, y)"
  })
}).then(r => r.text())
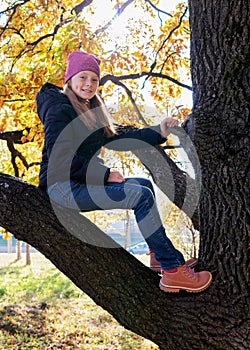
top-left (183, 265), bottom-right (197, 280)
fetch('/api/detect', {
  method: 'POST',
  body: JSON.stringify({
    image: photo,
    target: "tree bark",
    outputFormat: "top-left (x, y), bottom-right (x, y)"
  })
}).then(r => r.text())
top-left (26, 243), bottom-right (31, 265)
top-left (188, 0), bottom-right (250, 283)
top-left (187, 0), bottom-right (250, 347)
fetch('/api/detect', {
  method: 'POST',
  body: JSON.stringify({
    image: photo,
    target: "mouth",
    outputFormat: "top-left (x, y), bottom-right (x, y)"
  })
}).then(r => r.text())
top-left (82, 89), bottom-right (92, 93)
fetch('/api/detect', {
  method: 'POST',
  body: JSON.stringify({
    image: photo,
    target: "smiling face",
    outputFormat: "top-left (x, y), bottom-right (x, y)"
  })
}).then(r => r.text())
top-left (71, 70), bottom-right (99, 100)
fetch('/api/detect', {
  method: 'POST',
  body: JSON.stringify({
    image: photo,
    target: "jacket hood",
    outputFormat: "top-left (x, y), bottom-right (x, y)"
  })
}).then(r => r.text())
top-left (36, 83), bottom-right (70, 124)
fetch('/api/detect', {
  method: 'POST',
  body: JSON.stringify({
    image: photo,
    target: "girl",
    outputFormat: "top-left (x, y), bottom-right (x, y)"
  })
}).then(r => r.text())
top-left (36, 51), bottom-right (212, 293)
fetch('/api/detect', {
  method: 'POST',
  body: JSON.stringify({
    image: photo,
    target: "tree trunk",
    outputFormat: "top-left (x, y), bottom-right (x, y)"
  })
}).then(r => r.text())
top-left (187, 0), bottom-right (250, 347)
top-left (16, 239), bottom-right (21, 260)
top-left (26, 243), bottom-right (31, 265)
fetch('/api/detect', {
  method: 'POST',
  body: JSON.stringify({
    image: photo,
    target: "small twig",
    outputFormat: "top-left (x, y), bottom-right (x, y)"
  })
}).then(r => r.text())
top-left (145, 0), bottom-right (172, 17)
top-left (0, 0), bottom-right (30, 37)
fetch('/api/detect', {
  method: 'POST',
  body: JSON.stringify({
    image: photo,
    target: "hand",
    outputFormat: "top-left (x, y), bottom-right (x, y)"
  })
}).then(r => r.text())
top-left (107, 171), bottom-right (125, 183)
top-left (160, 116), bottom-right (179, 138)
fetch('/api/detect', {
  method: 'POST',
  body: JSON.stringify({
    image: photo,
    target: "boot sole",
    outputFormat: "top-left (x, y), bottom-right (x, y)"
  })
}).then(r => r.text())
top-left (159, 274), bottom-right (212, 293)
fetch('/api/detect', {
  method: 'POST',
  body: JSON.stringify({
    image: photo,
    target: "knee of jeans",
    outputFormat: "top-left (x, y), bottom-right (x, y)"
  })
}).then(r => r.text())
top-left (142, 185), bottom-right (154, 198)
top-left (142, 178), bottom-right (153, 190)
top-left (136, 186), bottom-right (155, 209)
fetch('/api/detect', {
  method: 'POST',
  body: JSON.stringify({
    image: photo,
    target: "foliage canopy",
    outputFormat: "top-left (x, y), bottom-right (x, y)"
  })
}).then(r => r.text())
top-left (0, 0), bottom-right (191, 183)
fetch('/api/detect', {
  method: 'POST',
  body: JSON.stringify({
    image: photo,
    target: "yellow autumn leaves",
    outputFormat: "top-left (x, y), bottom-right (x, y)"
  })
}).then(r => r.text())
top-left (1, 0), bottom-right (190, 184)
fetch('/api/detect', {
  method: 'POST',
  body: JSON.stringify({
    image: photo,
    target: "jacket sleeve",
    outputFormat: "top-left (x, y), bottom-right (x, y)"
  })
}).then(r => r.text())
top-left (103, 124), bottom-right (167, 151)
top-left (43, 104), bottom-right (110, 186)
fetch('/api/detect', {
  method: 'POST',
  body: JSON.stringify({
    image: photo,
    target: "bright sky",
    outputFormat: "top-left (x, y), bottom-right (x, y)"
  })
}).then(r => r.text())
top-left (90, 0), bottom-right (186, 39)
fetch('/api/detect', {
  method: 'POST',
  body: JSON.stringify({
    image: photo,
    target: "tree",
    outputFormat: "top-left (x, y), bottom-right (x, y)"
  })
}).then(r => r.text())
top-left (1, 1), bottom-right (250, 350)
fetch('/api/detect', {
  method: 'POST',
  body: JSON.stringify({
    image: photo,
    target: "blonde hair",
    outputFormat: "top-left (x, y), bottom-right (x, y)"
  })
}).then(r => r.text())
top-left (63, 82), bottom-right (116, 137)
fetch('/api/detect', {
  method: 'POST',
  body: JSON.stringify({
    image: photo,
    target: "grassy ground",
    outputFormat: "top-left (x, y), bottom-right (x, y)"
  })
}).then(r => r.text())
top-left (0, 253), bottom-right (158, 350)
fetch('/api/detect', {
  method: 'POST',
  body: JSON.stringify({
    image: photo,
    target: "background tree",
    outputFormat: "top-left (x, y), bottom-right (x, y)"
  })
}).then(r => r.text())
top-left (0, 1), bottom-right (249, 349)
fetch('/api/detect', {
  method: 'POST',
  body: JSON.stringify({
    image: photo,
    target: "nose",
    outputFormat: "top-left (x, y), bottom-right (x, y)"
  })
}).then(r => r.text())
top-left (85, 78), bottom-right (92, 86)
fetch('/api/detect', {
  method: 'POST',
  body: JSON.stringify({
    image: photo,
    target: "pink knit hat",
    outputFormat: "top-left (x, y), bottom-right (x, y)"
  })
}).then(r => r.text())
top-left (64, 51), bottom-right (101, 83)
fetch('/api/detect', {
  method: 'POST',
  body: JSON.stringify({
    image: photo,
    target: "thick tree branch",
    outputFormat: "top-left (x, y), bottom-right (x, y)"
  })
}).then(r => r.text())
top-left (0, 128), bottom-right (31, 144)
top-left (0, 172), bottom-right (215, 349)
top-left (2, 169), bottom-right (245, 350)
top-left (133, 145), bottom-right (200, 229)
top-left (100, 71), bottom-right (192, 91)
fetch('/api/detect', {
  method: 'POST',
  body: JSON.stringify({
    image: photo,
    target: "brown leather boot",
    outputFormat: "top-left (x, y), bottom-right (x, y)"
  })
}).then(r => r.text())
top-left (159, 265), bottom-right (212, 293)
top-left (149, 251), bottom-right (198, 273)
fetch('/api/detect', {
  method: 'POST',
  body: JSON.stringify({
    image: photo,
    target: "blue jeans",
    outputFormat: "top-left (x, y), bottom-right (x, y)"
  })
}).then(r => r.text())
top-left (47, 177), bottom-right (185, 270)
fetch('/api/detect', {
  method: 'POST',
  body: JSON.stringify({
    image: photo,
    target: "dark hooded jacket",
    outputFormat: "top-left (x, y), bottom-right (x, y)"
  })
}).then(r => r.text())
top-left (36, 83), bottom-right (166, 190)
